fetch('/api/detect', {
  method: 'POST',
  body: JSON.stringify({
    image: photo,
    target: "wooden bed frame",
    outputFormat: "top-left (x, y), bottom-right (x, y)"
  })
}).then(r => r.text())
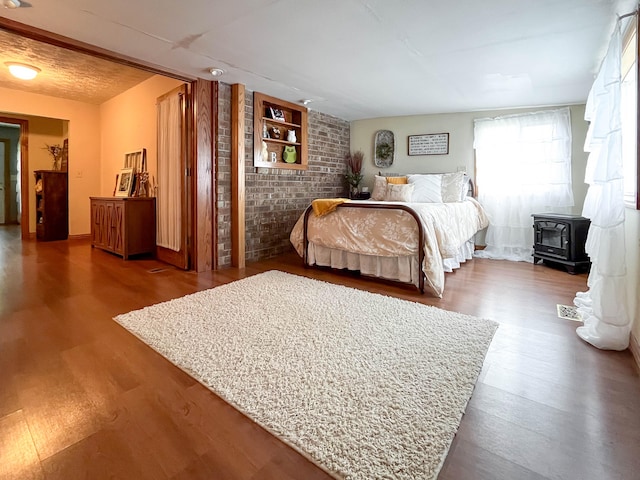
top-left (302, 202), bottom-right (427, 293)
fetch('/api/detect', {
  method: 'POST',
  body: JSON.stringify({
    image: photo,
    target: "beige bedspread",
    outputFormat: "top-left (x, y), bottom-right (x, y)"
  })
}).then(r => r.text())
top-left (290, 198), bottom-right (489, 296)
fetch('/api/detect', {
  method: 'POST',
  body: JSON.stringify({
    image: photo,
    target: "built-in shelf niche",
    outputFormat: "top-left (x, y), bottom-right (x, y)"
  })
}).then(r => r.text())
top-left (253, 92), bottom-right (308, 170)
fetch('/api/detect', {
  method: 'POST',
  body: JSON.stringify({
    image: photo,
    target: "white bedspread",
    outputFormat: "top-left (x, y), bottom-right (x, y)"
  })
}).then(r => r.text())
top-left (290, 198), bottom-right (489, 297)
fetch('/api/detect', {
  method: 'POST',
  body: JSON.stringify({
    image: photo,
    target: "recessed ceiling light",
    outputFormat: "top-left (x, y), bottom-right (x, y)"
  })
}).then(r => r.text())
top-left (2, 0), bottom-right (21, 8)
top-left (5, 62), bottom-right (40, 80)
top-left (209, 67), bottom-right (225, 77)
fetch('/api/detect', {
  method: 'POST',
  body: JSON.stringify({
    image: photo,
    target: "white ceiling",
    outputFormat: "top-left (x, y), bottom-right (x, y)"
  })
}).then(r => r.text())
top-left (0, 0), bottom-right (636, 121)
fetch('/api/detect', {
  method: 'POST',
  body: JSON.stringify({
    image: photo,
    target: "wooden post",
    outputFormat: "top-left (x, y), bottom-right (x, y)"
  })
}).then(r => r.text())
top-left (192, 79), bottom-right (215, 272)
top-left (231, 84), bottom-right (246, 268)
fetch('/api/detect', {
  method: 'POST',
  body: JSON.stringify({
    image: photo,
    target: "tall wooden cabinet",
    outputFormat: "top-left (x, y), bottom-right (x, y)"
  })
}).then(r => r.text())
top-left (34, 170), bottom-right (68, 241)
top-left (90, 197), bottom-right (156, 259)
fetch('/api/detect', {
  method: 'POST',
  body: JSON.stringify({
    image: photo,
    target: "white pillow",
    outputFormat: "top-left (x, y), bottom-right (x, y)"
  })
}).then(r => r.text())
top-left (407, 174), bottom-right (443, 203)
top-left (441, 172), bottom-right (466, 202)
top-left (371, 175), bottom-right (388, 201)
top-left (386, 183), bottom-right (414, 202)
top-left (460, 175), bottom-right (471, 200)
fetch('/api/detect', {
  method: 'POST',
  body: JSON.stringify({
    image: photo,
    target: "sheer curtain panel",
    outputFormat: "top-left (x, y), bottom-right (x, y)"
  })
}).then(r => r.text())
top-left (473, 108), bottom-right (574, 262)
top-left (574, 21), bottom-right (630, 351)
top-left (156, 92), bottom-right (182, 252)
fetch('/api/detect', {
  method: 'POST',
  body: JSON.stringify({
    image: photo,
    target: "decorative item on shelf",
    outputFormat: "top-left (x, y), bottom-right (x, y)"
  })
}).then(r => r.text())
top-left (137, 171), bottom-right (149, 197)
top-left (270, 126), bottom-right (281, 139)
top-left (287, 129), bottom-right (297, 143)
top-left (267, 106), bottom-right (285, 121)
top-left (345, 150), bottom-right (364, 197)
top-left (261, 141), bottom-right (269, 162)
top-left (113, 173), bottom-right (120, 196)
top-left (262, 123), bottom-right (270, 138)
top-left (43, 143), bottom-right (63, 171)
top-left (374, 130), bottom-right (395, 168)
top-left (283, 145), bottom-right (297, 163)
top-left (270, 152), bottom-right (278, 162)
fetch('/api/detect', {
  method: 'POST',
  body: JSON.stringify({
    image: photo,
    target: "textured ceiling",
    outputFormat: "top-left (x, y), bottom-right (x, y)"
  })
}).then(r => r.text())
top-left (0, 29), bottom-right (154, 104)
top-left (0, 0), bottom-right (637, 119)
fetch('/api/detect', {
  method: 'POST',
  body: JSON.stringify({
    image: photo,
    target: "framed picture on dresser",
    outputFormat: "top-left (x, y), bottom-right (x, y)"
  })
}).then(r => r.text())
top-left (115, 168), bottom-right (134, 197)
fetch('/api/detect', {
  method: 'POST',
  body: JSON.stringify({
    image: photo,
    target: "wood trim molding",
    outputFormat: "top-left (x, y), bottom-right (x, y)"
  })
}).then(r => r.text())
top-left (0, 17), bottom-right (194, 82)
top-left (68, 234), bottom-right (91, 240)
top-left (231, 84), bottom-right (246, 268)
top-left (192, 79), bottom-right (215, 272)
top-left (630, 332), bottom-right (640, 373)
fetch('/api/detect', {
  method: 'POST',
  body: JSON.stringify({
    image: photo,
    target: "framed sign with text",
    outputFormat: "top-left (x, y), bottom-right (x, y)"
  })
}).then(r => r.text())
top-left (408, 133), bottom-right (449, 156)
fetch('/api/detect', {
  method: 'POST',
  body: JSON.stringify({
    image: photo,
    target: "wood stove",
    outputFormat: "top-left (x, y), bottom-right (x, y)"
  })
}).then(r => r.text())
top-left (532, 213), bottom-right (591, 274)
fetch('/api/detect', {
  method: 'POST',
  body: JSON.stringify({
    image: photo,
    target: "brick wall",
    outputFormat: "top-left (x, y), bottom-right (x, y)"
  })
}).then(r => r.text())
top-left (216, 83), bottom-right (350, 266)
top-left (216, 83), bottom-right (232, 267)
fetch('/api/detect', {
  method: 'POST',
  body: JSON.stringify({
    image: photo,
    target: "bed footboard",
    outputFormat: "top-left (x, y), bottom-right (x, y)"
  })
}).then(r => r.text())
top-left (302, 202), bottom-right (426, 294)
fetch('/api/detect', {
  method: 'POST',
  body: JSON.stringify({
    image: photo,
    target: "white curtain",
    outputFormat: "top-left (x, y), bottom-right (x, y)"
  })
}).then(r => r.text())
top-left (473, 108), bottom-right (574, 262)
top-left (574, 21), bottom-right (630, 351)
top-left (156, 92), bottom-right (183, 251)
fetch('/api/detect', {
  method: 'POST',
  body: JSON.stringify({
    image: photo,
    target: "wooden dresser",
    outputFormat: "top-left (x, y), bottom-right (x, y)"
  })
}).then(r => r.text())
top-left (90, 197), bottom-right (156, 259)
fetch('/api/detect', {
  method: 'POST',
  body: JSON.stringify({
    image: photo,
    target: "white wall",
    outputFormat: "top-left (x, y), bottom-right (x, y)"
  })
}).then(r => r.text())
top-left (0, 87), bottom-right (101, 235)
top-left (99, 75), bottom-right (184, 196)
top-left (350, 104), bottom-right (589, 214)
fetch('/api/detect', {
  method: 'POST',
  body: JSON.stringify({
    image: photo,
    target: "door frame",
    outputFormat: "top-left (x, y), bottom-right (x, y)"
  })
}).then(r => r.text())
top-left (0, 18), bottom-right (217, 269)
top-left (0, 117), bottom-right (29, 239)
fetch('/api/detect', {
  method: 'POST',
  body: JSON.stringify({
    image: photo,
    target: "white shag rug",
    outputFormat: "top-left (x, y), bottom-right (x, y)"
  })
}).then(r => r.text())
top-left (114, 271), bottom-right (498, 480)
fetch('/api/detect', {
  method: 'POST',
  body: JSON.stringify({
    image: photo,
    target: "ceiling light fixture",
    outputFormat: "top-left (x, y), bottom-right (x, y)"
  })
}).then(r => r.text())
top-left (209, 67), bottom-right (224, 77)
top-left (2, 0), bottom-right (20, 8)
top-left (5, 62), bottom-right (40, 80)
top-left (302, 99), bottom-right (314, 106)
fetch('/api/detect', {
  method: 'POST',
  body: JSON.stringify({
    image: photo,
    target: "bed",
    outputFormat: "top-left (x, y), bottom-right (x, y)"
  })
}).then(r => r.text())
top-left (289, 172), bottom-right (489, 297)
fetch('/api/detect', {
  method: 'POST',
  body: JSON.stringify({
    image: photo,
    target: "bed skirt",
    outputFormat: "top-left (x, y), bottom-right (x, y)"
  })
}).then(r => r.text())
top-left (307, 239), bottom-right (475, 287)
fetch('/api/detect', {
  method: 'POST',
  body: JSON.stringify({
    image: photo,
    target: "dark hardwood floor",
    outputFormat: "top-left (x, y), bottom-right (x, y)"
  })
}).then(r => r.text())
top-left (1, 225), bottom-right (638, 480)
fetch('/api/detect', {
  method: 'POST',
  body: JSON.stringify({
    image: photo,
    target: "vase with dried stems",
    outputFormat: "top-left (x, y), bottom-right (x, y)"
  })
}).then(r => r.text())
top-left (345, 150), bottom-right (364, 197)
top-left (43, 143), bottom-right (63, 171)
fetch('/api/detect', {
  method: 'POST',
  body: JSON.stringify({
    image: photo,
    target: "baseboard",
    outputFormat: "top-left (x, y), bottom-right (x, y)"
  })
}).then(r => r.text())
top-left (68, 233), bottom-right (91, 240)
top-left (630, 332), bottom-right (640, 374)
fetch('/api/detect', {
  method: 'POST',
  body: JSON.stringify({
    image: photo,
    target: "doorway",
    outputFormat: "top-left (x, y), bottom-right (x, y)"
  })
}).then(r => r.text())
top-left (0, 115), bottom-right (69, 240)
top-left (0, 20), bottom-right (215, 269)
top-left (0, 139), bottom-right (10, 224)
top-left (0, 118), bottom-right (29, 238)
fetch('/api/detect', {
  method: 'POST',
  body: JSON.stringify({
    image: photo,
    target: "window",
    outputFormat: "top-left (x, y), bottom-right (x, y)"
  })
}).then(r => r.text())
top-left (473, 108), bottom-right (573, 262)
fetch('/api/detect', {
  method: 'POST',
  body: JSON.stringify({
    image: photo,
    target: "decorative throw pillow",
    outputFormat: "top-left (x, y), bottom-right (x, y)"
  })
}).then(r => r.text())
top-left (371, 175), bottom-right (388, 201)
top-left (385, 176), bottom-right (408, 185)
top-left (385, 183), bottom-right (414, 202)
top-left (441, 172), bottom-right (466, 202)
top-left (407, 174), bottom-right (443, 203)
top-left (460, 174), bottom-right (472, 200)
